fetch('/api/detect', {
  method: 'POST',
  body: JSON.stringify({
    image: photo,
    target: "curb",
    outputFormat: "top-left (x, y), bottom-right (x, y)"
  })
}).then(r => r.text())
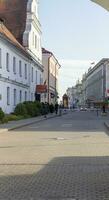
top-left (9, 114), bottom-right (58, 131)
top-left (0, 112), bottom-right (60, 133)
top-left (104, 122), bottom-right (109, 130)
top-left (0, 111), bottom-right (68, 133)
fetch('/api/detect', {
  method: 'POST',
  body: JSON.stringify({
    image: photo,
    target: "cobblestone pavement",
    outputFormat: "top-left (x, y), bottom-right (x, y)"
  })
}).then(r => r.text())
top-left (0, 111), bottom-right (109, 199)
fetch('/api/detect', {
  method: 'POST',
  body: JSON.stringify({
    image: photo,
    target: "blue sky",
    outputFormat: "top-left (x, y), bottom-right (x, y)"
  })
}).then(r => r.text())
top-left (39, 0), bottom-right (109, 98)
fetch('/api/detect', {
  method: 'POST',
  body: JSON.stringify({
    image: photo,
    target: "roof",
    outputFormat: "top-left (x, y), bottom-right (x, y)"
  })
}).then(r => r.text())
top-left (42, 48), bottom-right (53, 55)
top-left (0, 0), bottom-right (28, 44)
top-left (42, 48), bottom-right (61, 68)
top-left (0, 20), bottom-right (30, 58)
top-left (0, 20), bottom-right (43, 71)
top-left (87, 58), bottom-right (109, 77)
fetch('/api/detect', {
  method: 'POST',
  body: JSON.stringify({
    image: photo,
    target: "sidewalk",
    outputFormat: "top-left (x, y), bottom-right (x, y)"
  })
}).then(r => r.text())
top-left (0, 113), bottom-right (59, 133)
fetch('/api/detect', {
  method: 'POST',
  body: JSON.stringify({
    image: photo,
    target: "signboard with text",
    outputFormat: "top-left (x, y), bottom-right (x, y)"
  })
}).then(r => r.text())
top-left (36, 85), bottom-right (47, 93)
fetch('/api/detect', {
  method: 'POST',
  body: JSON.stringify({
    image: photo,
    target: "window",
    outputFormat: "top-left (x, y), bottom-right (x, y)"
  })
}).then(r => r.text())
top-left (32, 67), bottom-right (34, 82)
top-left (6, 53), bottom-right (9, 71)
top-left (19, 90), bottom-right (22, 102)
top-left (19, 60), bottom-right (22, 77)
top-left (33, 32), bottom-right (34, 46)
top-left (13, 57), bottom-right (16, 74)
top-left (7, 87), bottom-right (10, 105)
top-left (40, 74), bottom-right (42, 84)
top-left (25, 64), bottom-right (27, 79)
top-left (0, 48), bottom-right (2, 68)
top-left (36, 70), bottom-right (37, 84)
top-left (14, 89), bottom-right (17, 106)
top-left (25, 91), bottom-right (27, 101)
top-left (31, 93), bottom-right (33, 101)
top-left (37, 39), bottom-right (39, 51)
top-left (35, 35), bottom-right (37, 49)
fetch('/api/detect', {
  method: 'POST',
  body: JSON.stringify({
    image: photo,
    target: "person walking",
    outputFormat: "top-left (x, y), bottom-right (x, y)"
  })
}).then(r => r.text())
top-left (55, 102), bottom-right (59, 114)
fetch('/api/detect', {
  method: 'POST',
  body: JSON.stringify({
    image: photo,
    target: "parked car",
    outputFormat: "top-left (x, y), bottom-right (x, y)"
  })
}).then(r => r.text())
top-left (80, 107), bottom-right (87, 111)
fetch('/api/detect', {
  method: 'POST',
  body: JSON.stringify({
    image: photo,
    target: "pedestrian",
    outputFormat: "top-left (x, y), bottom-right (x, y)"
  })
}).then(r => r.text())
top-left (102, 104), bottom-right (106, 113)
top-left (55, 102), bottom-right (59, 114)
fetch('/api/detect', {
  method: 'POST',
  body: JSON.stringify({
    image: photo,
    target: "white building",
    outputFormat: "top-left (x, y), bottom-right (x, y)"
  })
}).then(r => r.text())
top-left (0, 0), bottom-right (43, 113)
top-left (66, 87), bottom-right (76, 108)
top-left (84, 59), bottom-right (109, 106)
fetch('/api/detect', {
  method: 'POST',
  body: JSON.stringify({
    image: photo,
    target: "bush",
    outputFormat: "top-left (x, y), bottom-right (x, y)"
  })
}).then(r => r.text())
top-left (1, 116), bottom-right (8, 124)
top-left (14, 103), bottom-right (27, 116)
top-left (23, 102), bottom-right (34, 117)
top-left (6, 114), bottom-right (24, 121)
top-left (14, 101), bottom-right (50, 118)
top-left (0, 107), bottom-right (5, 121)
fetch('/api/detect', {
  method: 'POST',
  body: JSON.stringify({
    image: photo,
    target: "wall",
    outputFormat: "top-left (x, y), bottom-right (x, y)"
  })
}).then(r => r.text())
top-left (0, 35), bottom-right (43, 113)
top-left (85, 64), bottom-right (104, 103)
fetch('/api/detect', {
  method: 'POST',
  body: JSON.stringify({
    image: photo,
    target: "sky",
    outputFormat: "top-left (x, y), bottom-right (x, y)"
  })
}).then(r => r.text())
top-left (39, 0), bottom-right (109, 99)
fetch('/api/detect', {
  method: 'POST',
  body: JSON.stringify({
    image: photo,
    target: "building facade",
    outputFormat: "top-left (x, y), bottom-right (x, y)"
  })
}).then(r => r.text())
top-left (81, 73), bottom-right (87, 106)
top-left (85, 59), bottom-right (109, 106)
top-left (0, 0), bottom-right (43, 113)
top-left (42, 48), bottom-right (61, 105)
top-left (66, 87), bottom-right (77, 108)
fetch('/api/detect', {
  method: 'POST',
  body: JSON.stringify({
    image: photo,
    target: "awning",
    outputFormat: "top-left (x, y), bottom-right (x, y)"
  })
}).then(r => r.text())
top-left (91, 0), bottom-right (109, 11)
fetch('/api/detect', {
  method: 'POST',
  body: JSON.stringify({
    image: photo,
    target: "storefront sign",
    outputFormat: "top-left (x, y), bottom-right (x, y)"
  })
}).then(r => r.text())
top-left (36, 85), bottom-right (47, 93)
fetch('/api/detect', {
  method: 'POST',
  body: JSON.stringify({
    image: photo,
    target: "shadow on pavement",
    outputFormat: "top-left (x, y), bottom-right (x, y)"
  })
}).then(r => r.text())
top-left (0, 156), bottom-right (109, 199)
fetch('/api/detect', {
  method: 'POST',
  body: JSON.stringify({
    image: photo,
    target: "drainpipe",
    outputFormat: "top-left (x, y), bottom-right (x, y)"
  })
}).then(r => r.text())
top-left (55, 62), bottom-right (58, 103)
top-left (48, 55), bottom-right (52, 104)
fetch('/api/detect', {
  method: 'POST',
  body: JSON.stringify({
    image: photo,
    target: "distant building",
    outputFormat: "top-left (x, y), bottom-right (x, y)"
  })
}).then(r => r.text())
top-left (81, 73), bottom-right (87, 106)
top-left (0, 0), bottom-right (43, 113)
top-left (42, 48), bottom-right (61, 104)
top-left (75, 81), bottom-right (82, 107)
top-left (66, 87), bottom-right (76, 108)
top-left (63, 94), bottom-right (68, 108)
top-left (85, 59), bottom-right (109, 106)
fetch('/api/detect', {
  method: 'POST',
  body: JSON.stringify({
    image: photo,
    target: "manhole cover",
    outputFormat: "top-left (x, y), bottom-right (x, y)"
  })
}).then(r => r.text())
top-left (83, 135), bottom-right (90, 138)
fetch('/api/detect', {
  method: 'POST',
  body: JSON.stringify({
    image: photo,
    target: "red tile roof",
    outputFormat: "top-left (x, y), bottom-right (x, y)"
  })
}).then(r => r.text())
top-left (0, 0), bottom-right (28, 44)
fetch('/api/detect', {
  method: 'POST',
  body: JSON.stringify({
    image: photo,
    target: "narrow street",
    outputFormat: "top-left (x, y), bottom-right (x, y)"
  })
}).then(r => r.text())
top-left (0, 111), bottom-right (109, 199)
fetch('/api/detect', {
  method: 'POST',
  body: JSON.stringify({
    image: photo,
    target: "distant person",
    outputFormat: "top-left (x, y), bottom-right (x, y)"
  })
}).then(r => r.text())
top-left (55, 102), bottom-right (59, 114)
top-left (102, 105), bottom-right (106, 113)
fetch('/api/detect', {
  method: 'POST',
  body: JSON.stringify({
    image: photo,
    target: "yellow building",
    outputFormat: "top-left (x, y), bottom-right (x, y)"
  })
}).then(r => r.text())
top-left (42, 48), bottom-right (61, 104)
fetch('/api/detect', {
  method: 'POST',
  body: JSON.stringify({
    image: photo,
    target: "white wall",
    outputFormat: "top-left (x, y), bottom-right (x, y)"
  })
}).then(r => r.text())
top-left (23, 0), bottom-right (42, 63)
top-left (0, 36), bottom-right (43, 113)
